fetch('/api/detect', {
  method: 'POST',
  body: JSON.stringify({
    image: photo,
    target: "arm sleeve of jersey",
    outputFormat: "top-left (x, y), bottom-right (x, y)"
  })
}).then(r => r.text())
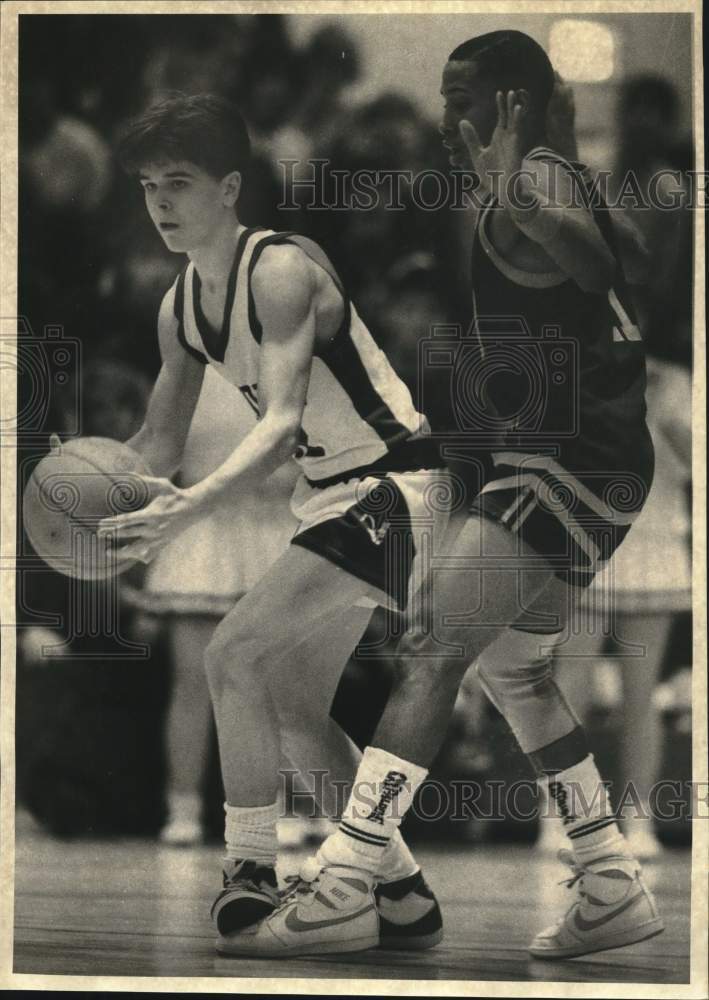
top-left (168, 268), bottom-right (208, 365)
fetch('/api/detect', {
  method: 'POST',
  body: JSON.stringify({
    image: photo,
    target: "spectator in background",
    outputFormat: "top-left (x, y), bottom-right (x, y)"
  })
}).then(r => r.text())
top-left (21, 84), bottom-right (112, 215)
top-left (615, 75), bottom-right (692, 367)
top-left (19, 80), bottom-right (113, 347)
top-left (371, 253), bottom-right (453, 389)
top-left (268, 24), bottom-right (361, 178)
top-left (78, 359), bottom-right (152, 440)
top-left (306, 92), bottom-right (462, 311)
top-left (141, 16), bottom-right (244, 107)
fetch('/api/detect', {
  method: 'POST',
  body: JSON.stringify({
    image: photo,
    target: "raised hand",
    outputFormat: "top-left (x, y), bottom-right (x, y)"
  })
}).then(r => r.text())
top-left (459, 90), bottom-right (527, 202)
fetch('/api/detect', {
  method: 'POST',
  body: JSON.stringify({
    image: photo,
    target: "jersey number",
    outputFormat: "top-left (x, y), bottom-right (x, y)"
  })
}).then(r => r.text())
top-left (239, 383), bottom-right (325, 459)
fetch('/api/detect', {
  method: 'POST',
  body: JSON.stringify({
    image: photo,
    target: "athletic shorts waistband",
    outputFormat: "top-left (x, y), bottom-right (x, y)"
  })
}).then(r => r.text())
top-left (304, 438), bottom-right (443, 490)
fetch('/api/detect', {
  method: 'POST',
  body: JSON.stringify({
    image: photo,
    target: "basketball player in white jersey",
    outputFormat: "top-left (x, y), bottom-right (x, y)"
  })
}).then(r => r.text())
top-left (100, 94), bottom-right (449, 954)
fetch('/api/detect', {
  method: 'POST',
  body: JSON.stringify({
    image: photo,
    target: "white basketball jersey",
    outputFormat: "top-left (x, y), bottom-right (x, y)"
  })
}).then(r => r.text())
top-left (169, 227), bottom-right (430, 481)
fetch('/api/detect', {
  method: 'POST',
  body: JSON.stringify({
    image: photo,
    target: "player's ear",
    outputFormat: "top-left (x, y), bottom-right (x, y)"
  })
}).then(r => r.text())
top-left (222, 171), bottom-right (241, 207)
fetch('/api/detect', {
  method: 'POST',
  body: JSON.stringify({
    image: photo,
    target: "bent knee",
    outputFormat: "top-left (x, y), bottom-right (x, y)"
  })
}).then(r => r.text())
top-left (475, 629), bottom-right (557, 698)
top-left (203, 623), bottom-right (268, 691)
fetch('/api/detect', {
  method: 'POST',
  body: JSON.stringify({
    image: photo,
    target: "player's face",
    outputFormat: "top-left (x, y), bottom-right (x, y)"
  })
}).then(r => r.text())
top-left (439, 60), bottom-right (498, 168)
top-left (139, 161), bottom-right (229, 252)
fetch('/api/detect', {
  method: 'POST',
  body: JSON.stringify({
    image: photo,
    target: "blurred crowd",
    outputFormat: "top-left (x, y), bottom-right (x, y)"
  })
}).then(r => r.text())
top-left (16, 14), bottom-right (693, 848)
top-left (19, 13), bottom-right (466, 399)
top-left (19, 14), bottom-right (693, 389)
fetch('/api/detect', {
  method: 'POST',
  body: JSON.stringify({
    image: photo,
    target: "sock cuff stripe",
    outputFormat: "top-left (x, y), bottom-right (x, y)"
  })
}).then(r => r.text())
top-left (340, 822), bottom-right (391, 848)
top-left (568, 817), bottom-right (618, 839)
top-left (340, 820), bottom-right (390, 844)
top-left (340, 820), bottom-right (389, 842)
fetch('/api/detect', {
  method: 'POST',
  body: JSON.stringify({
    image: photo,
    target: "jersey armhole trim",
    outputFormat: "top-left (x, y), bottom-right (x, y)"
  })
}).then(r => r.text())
top-left (173, 267), bottom-right (208, 365)
top-left (479, 204), bottom-right (568, 289)
top-left (247, 232), bottom-right (351, 347)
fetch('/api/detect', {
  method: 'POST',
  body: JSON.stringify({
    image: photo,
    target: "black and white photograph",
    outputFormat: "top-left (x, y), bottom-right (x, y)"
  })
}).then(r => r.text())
top-left (1, 2), bottom-right (706, 994)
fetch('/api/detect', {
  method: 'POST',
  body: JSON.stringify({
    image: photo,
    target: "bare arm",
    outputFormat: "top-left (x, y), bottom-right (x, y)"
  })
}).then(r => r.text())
top-left (126, 289), bottom-right (205, 477)
top-left (511, 156), bottom-right (616, 294)
top-left (184, 244), bottom-right (316, 510)
top-left (99, 247), bottom-right (317, 562)
top-left (460, 91), bottom-right (615, 294)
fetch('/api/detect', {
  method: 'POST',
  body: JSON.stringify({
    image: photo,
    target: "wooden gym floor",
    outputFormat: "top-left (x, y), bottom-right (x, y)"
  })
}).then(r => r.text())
top-left (13, 822), bottom-right (691, 986)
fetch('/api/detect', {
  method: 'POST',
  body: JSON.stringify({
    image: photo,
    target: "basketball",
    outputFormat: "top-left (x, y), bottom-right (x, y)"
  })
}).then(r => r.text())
top-left (22, 437), bottom-right (152, 580)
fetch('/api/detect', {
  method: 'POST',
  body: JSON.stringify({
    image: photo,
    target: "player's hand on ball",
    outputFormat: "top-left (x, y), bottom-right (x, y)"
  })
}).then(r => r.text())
top-left (97, 476), bottom-right (202, 564)
top-left (459, 90), bottom-right (526, 198)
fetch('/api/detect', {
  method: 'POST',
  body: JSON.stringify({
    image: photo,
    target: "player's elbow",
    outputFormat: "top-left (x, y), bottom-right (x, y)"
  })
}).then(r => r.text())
top-left (280, 426), bottom-right (301, 459)
top-left (264, 414), bottom-right (301, 459)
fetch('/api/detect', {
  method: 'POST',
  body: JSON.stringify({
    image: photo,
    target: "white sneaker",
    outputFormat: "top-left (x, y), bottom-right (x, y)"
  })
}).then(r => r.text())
top-left (216, 858), bottom-right (379, 958)
top-left (529, 849), bottom-right (664, 959)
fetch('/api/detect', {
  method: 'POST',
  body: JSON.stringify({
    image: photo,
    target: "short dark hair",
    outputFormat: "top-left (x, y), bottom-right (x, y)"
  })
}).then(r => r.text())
top-left (449, 31), bottom-right (554, 114)
top-left (117, 93), bottom-right (251, 178)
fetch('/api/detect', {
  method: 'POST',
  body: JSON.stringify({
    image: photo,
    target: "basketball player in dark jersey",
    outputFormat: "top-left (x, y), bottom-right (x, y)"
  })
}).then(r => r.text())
top-left (99, 94), bottom-right (449, 956)
top-left (254, 32), bottom-right (665, 962)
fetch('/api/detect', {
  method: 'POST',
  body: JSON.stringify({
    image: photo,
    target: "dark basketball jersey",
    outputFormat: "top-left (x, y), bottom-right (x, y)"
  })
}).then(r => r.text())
top-left (470, 146), bottom-right (654, 503)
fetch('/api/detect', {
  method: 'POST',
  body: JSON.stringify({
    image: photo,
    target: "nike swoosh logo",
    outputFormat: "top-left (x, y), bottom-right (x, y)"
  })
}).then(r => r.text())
top-left (574, 890), bottom-right (644, 932)
top-left (284, 902), bottom-right (376, 933)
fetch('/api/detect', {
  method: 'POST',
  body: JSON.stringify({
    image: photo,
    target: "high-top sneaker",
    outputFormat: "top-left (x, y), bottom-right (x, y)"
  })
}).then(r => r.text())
top-left (216, 858), bottom-right (379, 957)
top-left (529, 849), bottom-right (664, 959)
top-left (211, 859), bottom-right (280, 936)
top-left (375, 869), bottom-right (443, 949)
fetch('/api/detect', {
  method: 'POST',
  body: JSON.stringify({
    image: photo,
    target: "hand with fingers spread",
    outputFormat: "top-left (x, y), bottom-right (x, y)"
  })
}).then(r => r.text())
top-left (98, 475), bottom-right (204, 566)
top-left (459, 89), bottom-right (530, 205)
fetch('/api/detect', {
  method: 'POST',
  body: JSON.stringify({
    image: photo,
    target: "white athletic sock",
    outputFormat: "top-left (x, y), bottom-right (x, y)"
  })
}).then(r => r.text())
top-left (377, 829), bottom-right (419, 883)
top-left (317, 746), bottom-right (428, 876)
top-left (546, 755), bottom-right (632, 864)
top-left (224, 802), bottom-right (279, 866)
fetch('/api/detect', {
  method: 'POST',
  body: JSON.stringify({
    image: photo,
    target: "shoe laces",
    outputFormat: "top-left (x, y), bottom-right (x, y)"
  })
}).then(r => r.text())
top-left (223, 860), bottom-right (272, 893)
top-left (556, 849), bottom-right (638, 901)
top-left (557, 849), bottom-right (588, 896)
top-left (280, 858), bottom-right (323, 906)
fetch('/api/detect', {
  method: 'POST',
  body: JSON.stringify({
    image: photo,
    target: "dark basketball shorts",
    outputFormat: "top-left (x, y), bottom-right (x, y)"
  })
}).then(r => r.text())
top-left (469, 452), bottom-right (651, 589)
top-left (290, 467), bottom-right (452, 612)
